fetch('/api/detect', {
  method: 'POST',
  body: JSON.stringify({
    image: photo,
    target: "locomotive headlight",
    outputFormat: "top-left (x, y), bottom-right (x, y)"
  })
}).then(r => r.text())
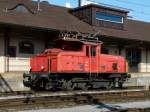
top-left (29, 67), bottom-right (32, 72)
top-left (41, 66), bottom-right (44, 70)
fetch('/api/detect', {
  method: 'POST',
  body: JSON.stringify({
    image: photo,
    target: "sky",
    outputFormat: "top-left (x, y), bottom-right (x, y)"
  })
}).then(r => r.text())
top-left (36, 0), bottom-right (150, 23)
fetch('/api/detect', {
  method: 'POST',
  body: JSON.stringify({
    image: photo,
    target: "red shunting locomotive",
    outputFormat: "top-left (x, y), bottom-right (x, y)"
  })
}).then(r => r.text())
top-left (23, 36), bottom-right (130, 90)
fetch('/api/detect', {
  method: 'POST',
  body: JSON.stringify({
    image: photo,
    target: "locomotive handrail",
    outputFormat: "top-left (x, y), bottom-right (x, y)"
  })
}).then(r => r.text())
top-left (58, 32), bottom-right (102, 44)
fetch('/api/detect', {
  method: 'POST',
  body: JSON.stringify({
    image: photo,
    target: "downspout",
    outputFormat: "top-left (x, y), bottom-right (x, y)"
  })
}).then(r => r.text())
top-left (146, 48), bottom-right (148, 72)
top-left (4, 29), bottom-right (10, 72)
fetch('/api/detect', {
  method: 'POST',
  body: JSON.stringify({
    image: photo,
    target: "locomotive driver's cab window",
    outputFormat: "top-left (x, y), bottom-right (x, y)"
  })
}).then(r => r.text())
top-left (91, 46), bottom-right (96, 56)
top-left (86, 46), bottom-right (89, 56)
top-left (55, 40), bottom-right (83, 51)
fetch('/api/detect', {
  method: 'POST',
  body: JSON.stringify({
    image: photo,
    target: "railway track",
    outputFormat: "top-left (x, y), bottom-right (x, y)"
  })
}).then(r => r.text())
top-left (0, 86), bottom-right (145, 96)
top-left (0, 87), bottom-right (150, 111)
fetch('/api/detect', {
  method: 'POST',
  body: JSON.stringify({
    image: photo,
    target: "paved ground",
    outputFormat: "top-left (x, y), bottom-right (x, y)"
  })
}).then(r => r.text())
top-left (20, 100), bottom-right (150, 112)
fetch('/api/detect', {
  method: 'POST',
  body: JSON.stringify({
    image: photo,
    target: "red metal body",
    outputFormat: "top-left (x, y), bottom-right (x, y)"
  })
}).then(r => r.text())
top-left (30, 39), bottom-right (127, 74)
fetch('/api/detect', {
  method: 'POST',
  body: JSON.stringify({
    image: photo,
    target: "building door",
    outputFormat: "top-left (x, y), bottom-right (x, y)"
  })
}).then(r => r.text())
top-left (126, 48), bottom-right (141, 72)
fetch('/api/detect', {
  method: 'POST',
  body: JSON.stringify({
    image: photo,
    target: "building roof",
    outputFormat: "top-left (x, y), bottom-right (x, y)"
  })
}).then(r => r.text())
top-left (0, 0), bottom-right (150, 42)
top-left (0, 0), bottom-right (93, 33)
top-left (72, 4), bottom-right (129, 13)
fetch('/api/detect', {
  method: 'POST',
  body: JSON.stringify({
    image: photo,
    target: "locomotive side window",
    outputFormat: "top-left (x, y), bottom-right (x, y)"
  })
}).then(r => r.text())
top-left (86, 46), bottom-right (89, 56)
top-left (101, 47), bottom-right (109, 54)
top-left (112, 63), bottom-right (118, 70)
top-left (91, 46), bottom-right (96, 56)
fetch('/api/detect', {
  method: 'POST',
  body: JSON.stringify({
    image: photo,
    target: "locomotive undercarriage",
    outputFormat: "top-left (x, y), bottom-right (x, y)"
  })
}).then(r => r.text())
top-left (23, 72), bottom-right (130, 91)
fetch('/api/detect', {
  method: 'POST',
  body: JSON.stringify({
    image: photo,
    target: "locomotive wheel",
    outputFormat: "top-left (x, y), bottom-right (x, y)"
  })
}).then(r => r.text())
top-left (78, 83), bottom-right (88, 90)
top-left (62, 80), bottom-right (75, 90)
top-left (113, 78), bottom-right (123, 88)
top-left (105, 81), bottom-right (113, 89)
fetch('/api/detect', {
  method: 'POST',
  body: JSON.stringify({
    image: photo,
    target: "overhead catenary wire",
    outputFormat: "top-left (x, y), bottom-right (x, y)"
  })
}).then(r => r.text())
top-left (114, 0), bottom-right (150, 8)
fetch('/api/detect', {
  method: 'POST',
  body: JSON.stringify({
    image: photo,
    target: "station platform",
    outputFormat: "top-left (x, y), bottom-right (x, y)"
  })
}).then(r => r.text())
top-left (0, 72), bottom-right (30, 92)
top-left (125, 73), bottom-right (150, 88)
top-left (0, 72), bottom-right (150, 92)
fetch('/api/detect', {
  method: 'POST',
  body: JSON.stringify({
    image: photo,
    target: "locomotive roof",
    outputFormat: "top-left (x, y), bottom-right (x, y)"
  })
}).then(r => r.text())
top-left (56, 38), bottom-right (101, 46)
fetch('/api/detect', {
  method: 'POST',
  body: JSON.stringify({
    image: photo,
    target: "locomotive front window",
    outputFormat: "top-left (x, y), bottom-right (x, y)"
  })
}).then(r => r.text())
top-left (86, 46), bottom-right (89, 56)
top-left (55, 40), bottom-right (83, 51)
top-left (91, 46), bottom-right (96, 56)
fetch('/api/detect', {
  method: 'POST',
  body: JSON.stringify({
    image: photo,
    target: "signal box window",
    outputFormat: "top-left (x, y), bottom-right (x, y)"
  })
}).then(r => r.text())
top-left (19, 41), bottom-right (34, 54)
top-left (91, 46), bottom-right (96, 56)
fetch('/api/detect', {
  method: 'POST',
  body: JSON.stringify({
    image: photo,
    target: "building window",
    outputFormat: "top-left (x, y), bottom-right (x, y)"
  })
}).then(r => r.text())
top-left (8, 46), bottom-right (16, 57)
top-left (96, 12), bottom-right (123, 23)
top-left (7, 4), bottom-right (34, 14)
top-left (126, 48), bottom-right (141, 67)
top-left (15, 5), bottom-right (29, 13)
top-left (19, 41), bottom-right (34, 54)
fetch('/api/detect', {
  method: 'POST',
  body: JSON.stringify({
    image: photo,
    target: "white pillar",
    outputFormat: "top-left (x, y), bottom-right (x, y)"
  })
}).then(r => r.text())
top-left (0, 56), bottom-right (6, 73)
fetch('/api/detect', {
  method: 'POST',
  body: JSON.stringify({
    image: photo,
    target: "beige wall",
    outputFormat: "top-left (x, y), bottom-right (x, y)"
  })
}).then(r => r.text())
top-left (138, 49), bottom-right (150, 72)
top-left (0, 36), bottom-right (44, 72)
top-left (0, 56), bottom-right (5, 73)
top-left (8, 57), bottom-right (30, 72)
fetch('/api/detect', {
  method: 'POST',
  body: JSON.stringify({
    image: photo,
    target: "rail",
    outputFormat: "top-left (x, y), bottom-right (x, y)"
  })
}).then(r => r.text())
top-left (0, 88), bottom-right (150, 111)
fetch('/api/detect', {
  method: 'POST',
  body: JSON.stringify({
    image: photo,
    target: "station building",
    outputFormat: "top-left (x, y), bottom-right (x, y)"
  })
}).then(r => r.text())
top-left (0, 0), bottom-right (150, 73)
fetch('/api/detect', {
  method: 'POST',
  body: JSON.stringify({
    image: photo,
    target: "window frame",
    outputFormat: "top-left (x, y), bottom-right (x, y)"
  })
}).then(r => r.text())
top-left (19, 41), bottom-right (34, 54)
top-left (96, 12), bottom-right (124, 24)
top-left (8, 46), bottom-right (16, 57)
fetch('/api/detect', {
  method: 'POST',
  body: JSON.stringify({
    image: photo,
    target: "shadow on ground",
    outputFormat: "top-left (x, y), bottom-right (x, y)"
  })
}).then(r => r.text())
top-left (0, 74), bottom-right (14, 93)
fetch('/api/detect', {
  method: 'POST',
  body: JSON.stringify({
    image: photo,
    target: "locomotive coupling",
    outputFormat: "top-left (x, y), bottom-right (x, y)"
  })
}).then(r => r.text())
top-left (127, 73), bottom-right (131, 78)
top-left (23, 73), bottom-right (31, 87)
